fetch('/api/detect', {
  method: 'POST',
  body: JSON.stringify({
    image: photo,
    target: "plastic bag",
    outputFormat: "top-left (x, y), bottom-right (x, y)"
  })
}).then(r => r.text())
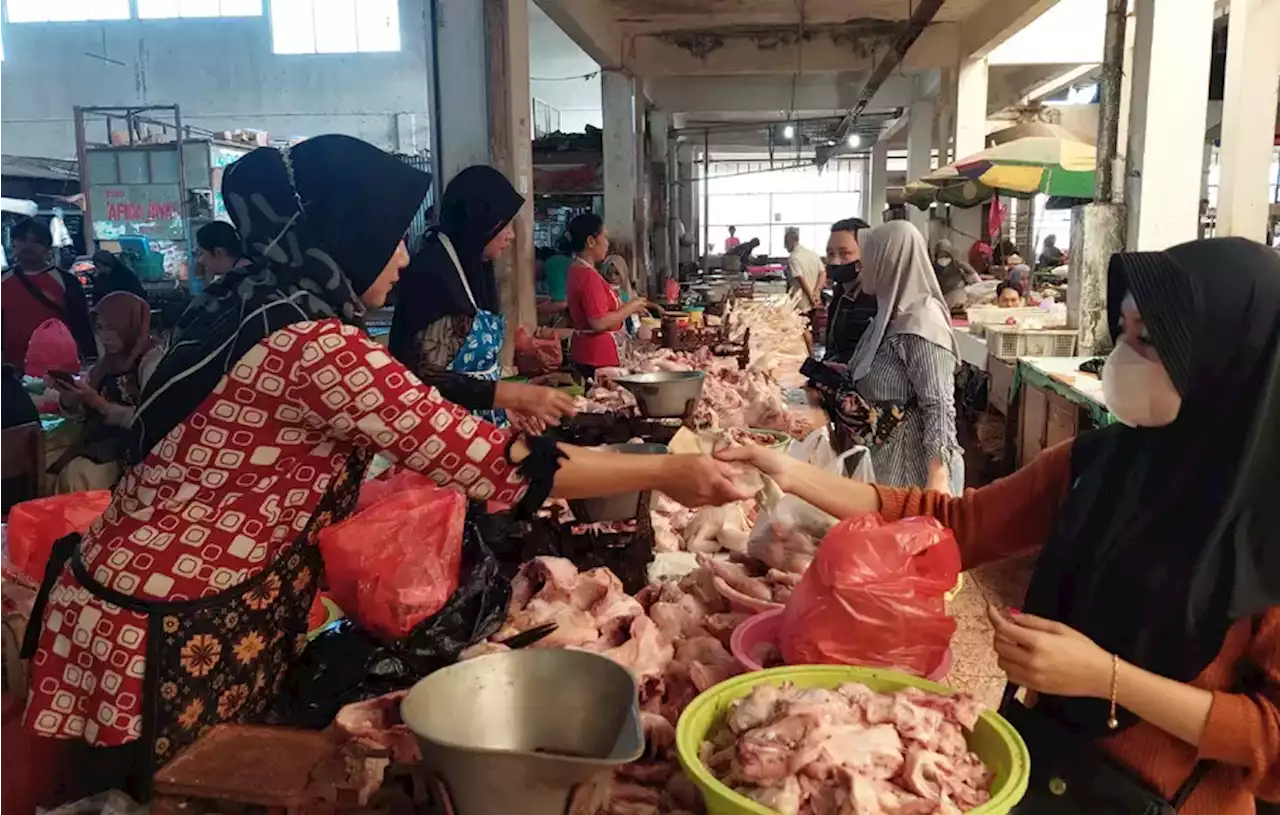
top-left (779, 514), bottom-right (960, 677)
top-left (275, 517), bottom-right (509, 728)
top-left (514, 325), bottom-right (563, 375)
top-left (353, 468), bottom-right (437, 513)
top-left (6, 491), bottom-right (111, 582)
top-left (318, 481), bottom-right (467, 641)
top-left (747, 496), bottom-right (836, 574)
top-left (23, 318), bottom-right (81, 379)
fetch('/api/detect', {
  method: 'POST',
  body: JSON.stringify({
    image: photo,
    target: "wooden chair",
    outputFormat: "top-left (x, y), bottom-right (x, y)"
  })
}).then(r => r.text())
top-left (2, 422), bottom-right (45, 515)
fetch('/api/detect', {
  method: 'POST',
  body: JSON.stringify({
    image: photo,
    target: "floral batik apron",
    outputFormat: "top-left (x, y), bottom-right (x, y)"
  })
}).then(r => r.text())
top-left (439, 235), bottom-right (508, 427)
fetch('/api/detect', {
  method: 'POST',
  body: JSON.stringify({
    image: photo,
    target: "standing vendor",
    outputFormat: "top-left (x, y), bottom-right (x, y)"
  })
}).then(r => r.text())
top-left (565, 213), bottom-right (650, 379)
top-left (933, 239), bottom-right (981, 312)
top-left (822, 217), bottom-right (878, 364)
top-left (2, 217), bottom-right (95, 367)
top-left (22, 136), bottom-right (754, 803)
top-left (390, 165), bottom-right (574, 430)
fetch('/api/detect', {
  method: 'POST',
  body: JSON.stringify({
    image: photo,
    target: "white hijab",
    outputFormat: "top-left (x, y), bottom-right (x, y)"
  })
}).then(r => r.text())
top-left (847, 220), bottom-right (958, 382)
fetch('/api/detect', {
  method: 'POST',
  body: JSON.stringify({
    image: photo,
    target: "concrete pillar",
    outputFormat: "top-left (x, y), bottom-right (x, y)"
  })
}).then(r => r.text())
top-left (1124, 0), bottom-right (1215, 250)
top-left (677, 143), bottom-right (694, 264)
top-left (650, 109), bottom-right (671, 290)
top-left (859, 159), bottom-right (872, 223)
top-left (431, 0), bottom-right (490, 185)
top-left (951, 57), bottom-right (988, 257)
top-left (906, 98), bottom-right (935, 236)
top-left (602, 70), bottom-right (639, 260)
top-left (1216, 0), bottom-right (1280, 239)
top-left (869, 141), bottom-right (889, 225)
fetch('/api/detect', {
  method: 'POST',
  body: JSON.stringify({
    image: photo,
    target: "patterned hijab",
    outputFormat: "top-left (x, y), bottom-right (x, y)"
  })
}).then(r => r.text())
top-left (129, 135), bottom-right (431, 463)
top-left (88, 291), bottom-right (153, 389)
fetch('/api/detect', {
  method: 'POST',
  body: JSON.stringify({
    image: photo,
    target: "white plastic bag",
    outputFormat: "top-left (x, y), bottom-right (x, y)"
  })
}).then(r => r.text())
top-left (746, 496), bottom-right (836, 573)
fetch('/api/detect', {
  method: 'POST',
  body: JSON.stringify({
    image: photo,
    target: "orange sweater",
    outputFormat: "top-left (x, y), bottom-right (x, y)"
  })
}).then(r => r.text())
top-left (875, 441), bottom-right (1280, 814)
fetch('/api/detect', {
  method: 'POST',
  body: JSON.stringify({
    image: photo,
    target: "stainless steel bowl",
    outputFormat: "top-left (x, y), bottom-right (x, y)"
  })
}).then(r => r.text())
top-left (570, 442), bottom-right (669, 522)
top-left (613, 371), bottom-right (706, 418)
top-left (401, 649), bottom-right (643, 815)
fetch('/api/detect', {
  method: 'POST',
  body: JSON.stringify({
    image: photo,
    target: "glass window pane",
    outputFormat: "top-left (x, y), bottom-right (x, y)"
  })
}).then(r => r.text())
top-left (137, 0), bottom-right (181, 18)
top-left (314, 0), bottom-right (358, 54)
top-left (356, 0), bottom-right (399, 52)
top-left (179, 0), bottom-right (220, 17)
top-left (220, 0), bottom-right (262, 15)
top-left (271, 0), bottom-right (316, 54)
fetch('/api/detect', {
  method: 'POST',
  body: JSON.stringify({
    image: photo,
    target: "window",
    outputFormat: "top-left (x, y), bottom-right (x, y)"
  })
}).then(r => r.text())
top-left (5, 0), bottom-right (130, 22)
top-left (271, 0), bottom-right (399, 54)
top-left (137, 0), bottom-right (262, 19)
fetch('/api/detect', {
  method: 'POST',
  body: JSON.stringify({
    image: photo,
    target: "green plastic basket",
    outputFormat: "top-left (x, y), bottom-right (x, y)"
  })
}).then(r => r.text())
top-left (675, 665), bottom-right (1029, 815)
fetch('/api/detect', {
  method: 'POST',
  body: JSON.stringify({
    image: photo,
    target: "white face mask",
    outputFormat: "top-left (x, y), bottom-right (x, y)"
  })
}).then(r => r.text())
top-left (937, 257), bottom-right (952, 267)
top-left (1101, 338), bottom-right (1182, 427)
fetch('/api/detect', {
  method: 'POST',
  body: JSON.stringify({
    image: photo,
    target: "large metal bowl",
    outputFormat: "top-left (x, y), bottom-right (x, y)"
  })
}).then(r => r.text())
top-left (613, 371), bottom-right (706, 418)
top-left (401, 649), bottom-right (643, 815)
top-left (570, 442), bottom-right (669, 522)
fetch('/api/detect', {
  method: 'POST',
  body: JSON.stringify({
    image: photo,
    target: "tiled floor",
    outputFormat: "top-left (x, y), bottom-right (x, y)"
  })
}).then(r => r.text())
top-left (941, 554), bottom-right (1037, 709)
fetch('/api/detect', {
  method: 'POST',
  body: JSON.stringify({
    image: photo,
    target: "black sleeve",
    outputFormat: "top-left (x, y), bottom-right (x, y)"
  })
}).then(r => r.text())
top-left (60, 272), bottom-right (97, 360)
top-left (418, 370), bottom-right (498, 412)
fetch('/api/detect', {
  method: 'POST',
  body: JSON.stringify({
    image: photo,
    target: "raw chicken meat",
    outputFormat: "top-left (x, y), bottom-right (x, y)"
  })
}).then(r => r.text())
top-left (333, 691), bottom-right (421, 764)
top-left (702, 682), bottom-right (992, 815)
top-left (684, 504), bottom-right (753, 554)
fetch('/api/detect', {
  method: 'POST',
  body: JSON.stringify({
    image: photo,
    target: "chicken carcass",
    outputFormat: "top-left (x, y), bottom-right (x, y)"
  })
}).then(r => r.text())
top-left (684, 504), bottom-right (753, 554)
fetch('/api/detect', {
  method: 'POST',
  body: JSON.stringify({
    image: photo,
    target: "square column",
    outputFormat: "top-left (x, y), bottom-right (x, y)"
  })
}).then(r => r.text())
top-left (1124, 0), bottom-right (1215, 250)
top-left (951, 57), bottom-right (988, 257)
top-left (650, 109), bottom-right (671, 290)
top-left (869, 141), bottom-right (889, 225)
top-left (906, 98), bottom-right (936, 236)
top-left (677, 143), bottom-right (694, 263)
top-left (1216, 0), bottom-right (1280, 239)
top-left (602, 70), bottom-right (639, 257)
top-left (431, 0), bottom-right (490, 184)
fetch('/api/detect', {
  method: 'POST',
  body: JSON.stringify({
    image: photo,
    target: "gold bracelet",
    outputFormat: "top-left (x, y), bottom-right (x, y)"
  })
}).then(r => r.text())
top-left (1107, 653), bottom-right (1120, 730)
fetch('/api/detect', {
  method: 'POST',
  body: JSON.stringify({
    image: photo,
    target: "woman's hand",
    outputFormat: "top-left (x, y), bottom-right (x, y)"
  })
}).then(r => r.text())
top-left (62, 378), bottom-right (109, 414)
top-left (989, 604), bottom-right (1111, 698)
top-left (925, 458), bottom-right (950, 494)
top-left (715, 443), bottom-right (798, 491)
top-left (495, 382), bottom-right (577, 429)
top-left (659, 455), bottom-right (757, 508)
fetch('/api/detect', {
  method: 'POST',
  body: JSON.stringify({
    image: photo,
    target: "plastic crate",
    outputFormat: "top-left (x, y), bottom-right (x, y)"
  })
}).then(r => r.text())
top-left (984, 326), bottom-right (1078, 360)
top-left (965, 305), bottom-right (1066, 330)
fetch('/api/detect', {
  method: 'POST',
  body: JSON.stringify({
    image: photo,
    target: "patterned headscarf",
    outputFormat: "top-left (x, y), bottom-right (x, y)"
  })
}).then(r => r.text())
top-left (87, 292), bottom-right (153, 389)
top-left (129, 135), bottom-right (431, 463)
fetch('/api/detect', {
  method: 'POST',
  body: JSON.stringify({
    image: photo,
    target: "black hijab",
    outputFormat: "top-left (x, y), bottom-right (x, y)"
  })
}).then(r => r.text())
top-left (389, 166), bottom-right (524, 364)
top-left (90, 250), bottom-right (146, 304)
top-left (129, 135), bottom-right (431, 462)
top-left (1024, 237), bottom-right (1280, 736)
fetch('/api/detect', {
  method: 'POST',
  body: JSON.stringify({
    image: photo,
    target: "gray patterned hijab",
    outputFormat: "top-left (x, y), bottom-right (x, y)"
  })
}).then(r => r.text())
top-left (128, 135), bottom-right (431, 463)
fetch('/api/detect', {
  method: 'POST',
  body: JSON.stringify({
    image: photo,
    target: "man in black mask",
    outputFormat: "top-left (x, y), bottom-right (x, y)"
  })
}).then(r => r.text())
top-left (822, 217), bottom-right (877, 364)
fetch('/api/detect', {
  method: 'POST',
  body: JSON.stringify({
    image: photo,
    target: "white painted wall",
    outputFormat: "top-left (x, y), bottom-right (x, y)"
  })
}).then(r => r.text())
top-left (988, 0), bottom-right (1106, 65)
top-left (0, 1), bottom-right (434, 159)
top-left (528, 0), bottom-right (601, 132)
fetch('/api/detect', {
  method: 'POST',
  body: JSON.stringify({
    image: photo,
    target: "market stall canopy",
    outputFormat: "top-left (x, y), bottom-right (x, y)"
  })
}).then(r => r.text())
top-left (904, 135), bottom-right (1096, 210)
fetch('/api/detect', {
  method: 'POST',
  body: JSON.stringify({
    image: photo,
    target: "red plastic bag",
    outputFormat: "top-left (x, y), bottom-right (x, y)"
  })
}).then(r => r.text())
top-left (514, 325), bottom-right (563, 375)
top-left (6, 491), bottom-right (111, 582)
top-left (779, 513), bottom-right (961, 677)
top-left (318, 481), bottom-right (467, 642)
top-left (24, 318), bottom-right (81, 378)
top-left (354, 469), bottom-right (437, 512)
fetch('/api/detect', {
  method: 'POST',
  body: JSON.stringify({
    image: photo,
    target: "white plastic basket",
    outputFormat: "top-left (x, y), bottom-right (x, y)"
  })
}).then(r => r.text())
top-left (984, 326), bottom-right (1078, 360)
top-left (965, 305), bottom-right (1067, 330)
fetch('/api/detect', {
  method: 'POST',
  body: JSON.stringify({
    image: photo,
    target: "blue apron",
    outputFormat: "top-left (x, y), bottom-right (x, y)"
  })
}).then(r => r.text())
top-left (440, 234), bottom-right (508, 427)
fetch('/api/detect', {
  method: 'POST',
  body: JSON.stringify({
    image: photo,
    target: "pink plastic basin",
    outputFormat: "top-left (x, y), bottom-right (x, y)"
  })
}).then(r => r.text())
top-left (730, 608), bottom-right (953, 681)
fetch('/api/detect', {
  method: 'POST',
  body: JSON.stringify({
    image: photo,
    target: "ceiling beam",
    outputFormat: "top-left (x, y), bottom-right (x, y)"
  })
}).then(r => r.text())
top-left (647, 73), bottom-right (915, 114)
top-left (961, 0), bottom-right (1062, 59)
top-left (533, 0), bottom-right (624, 70)
top-left (614, 1), bottom-right (968, 35)
top-left (629, 22), bottom-right (958, 77)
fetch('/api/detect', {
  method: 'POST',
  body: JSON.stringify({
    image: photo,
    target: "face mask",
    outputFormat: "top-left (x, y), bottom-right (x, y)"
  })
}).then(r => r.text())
top-left (937, 257), bottom-right (953, 267)
top-left (1101, 338), bottom-right (1182, 427)
top-left (828, 260), bottom-right (861, 285)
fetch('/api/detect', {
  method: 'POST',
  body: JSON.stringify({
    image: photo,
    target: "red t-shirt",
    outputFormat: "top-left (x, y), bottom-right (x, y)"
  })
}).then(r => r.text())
top-left (2, 268), bottom-right (70, 369)
top-left (567, 260), bottom-right (621, 367)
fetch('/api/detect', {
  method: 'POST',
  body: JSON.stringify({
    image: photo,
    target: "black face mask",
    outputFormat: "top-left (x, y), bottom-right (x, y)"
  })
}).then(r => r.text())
top-left (828, 260), bottom-right (861, 284)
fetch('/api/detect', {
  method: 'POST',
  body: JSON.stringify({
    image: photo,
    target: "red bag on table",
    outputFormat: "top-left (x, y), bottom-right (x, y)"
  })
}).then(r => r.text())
top-left (514, 325), bottom-right (563, 375)
top-left (318, 480), bottom-right (466, 642)
top-left (6, 491), bottom-right (112, 583)
top-left (779, 513), bottom-right (961, 677)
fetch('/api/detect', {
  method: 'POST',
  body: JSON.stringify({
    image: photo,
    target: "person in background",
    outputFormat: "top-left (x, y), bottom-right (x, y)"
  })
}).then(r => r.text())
top-left (89, 250), bottom-right (146, 305)
top-left (49, 292), bottom-right (164, 492)
top-left (566, 213), bottom-right (651, 379)
top-left (23, 136), bottom-right (752, 802)
top-left (1039, 233), bottom-right (1066, 268)
top-left (932, 239), bottom-right (981, 312)
top-left (842, 220), bottom-right (962, 493)
top-left (195, 221), bottom-right (247, 284)
top-left (968, 239), bottom-right (994, 275)
top-left (390, 165), bottom-right (573, 430)
top-left (724, 225), bottom-right (741, 252)
top-left (2, 217), bottom-right (95, 367)
top-left (601, 240), bottom-right (636, 302)
top-left (542, 240), bottom-right (572, 308)
top-left (785, 227), bottom-right (826, 312)
top-left (822, 217), bottom-right (878, 364)
top-left (1007, 263), bottom-right (1032, 296)
top-left (996, 282), bottom-right (1024, 308)
top-left (722, 237), bottom-right (1280, 815)
top-left (994, 237), bottom-right (1021, 266)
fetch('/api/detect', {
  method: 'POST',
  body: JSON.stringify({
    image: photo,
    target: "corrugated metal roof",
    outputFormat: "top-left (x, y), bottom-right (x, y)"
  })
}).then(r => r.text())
top-left (1, 155), bottom-right (80, 181)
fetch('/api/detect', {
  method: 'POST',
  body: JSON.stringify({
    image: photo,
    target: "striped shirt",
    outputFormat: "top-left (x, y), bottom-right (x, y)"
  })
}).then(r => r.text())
top-left (856, 333), bottom-right (964, 494)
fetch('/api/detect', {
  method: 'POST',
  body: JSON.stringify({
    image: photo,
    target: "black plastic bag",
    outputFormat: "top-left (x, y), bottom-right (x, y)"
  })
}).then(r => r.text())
top-left (273, 520), bottom-right (510, 728)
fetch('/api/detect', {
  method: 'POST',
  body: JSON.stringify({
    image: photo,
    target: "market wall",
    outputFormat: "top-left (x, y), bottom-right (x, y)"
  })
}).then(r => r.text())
top-left (0, 2), bottom-right (434, 159)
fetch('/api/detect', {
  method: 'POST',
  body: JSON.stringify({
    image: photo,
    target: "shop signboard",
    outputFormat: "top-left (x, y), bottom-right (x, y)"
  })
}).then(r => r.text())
top-left (90, 183), bottom-right (184, 240)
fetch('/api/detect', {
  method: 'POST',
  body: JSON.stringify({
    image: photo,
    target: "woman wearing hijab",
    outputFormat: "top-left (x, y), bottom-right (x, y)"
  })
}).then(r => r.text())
top-left (50, 291), bottom-right (163, 491)
top-left (89, 250), bottom-right (147, 305)
top-left (1007, 262), bottom-right (1032, 296)
top-left (22, 136), bottom-right (751, 800)
top-left (830, 220), bottom-right (962, 493)
top-left (1039, 233), bottom-right (1066, 268)
top-left (390, 165), bottom-right (572, 430)
top-left (722, 237), bottom-right (1280, 814)
top-left (932, 238), bottom-right (981, 312)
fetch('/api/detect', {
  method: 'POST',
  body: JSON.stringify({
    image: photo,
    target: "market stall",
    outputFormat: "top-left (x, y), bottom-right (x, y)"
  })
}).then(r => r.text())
top-left (1009, 355), bottom-right (1111, 468)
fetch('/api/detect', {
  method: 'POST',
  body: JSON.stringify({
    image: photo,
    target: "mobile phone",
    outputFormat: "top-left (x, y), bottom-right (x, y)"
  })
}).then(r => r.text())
top-left (800, 358), bottom-right (844, 390)
top-left (48, 370), bottom-right (78, 386)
